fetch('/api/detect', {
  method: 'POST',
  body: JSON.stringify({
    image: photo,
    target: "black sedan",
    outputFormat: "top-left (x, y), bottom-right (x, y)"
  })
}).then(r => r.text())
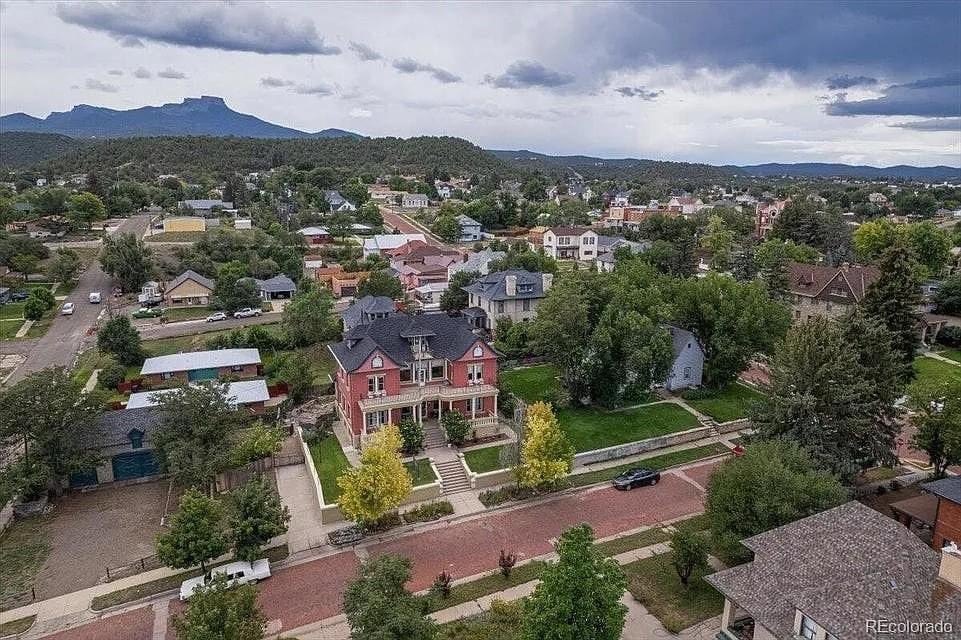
top-left (612, 467), bottom-right (660, 490)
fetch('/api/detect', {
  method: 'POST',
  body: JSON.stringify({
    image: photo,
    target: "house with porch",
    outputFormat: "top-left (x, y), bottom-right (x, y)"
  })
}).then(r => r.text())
top-left (456, 214), bottom-right (483, 242)
top-left (402, 193), bottom-right (430, 209)
top-left (706, 501), bottom-right (961, 640)
top-left (324, 190), bottom-right (356, 212)
top-left (140, 348), bottom-right (262, 387)
top-left (539, 226), bottom-right (599, 261)
top-left (328, 313), bottom-right (499, 448)
top-left (298, 226), bottom-right (331, 245)
top-left (164, 270), bottom-right (214, 306)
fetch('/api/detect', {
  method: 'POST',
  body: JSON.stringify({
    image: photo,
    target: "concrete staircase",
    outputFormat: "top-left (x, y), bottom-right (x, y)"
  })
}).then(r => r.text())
top-left (424, 423), bottom-right (447, 449)
top-left (435, 459), bottom-right (471, 494)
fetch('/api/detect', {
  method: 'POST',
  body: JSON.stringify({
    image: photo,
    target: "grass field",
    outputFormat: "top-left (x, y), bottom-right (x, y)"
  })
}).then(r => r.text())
top-left (623, 552), bottom-right (724, 633)
top-left (161, 306), bottom-right (212, 322)
top-left (558, 402), bottom-right (700, 452)
top-left (0, 319), bottom-right (25, 339)
top-left (463, 445), bottom-right (508, 473)
top-left (567, 443), bottom-right (729, 489)
top-left (933, 348), bottom-right (961, 364)
top-left (144, 231), bottom-right (205, 243)
top-left (682, 383), bottom-right (764, 423)
top-left (308, 434), bottom-right (352, 502)
top-left (0, 301), bottom-right (26, 321)
top-left (0, 517), bottom-right (51, 606)
top-left (404, 458), bottom-right (437, 485)
top-left (913, 355), bottom-right (961, 390)
top-left (499, 364), bottom-right (559, 403)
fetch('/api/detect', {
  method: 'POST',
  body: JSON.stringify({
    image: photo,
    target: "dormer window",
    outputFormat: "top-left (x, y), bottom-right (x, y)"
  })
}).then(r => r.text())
top-left (371, 355), bottom-right (383, 368)
top-left (473, 346), bottom-right (484, 358)
top-left (128, 429), bottom-right (144, 449)
top-left (518, 283), bottom-right (534, 294)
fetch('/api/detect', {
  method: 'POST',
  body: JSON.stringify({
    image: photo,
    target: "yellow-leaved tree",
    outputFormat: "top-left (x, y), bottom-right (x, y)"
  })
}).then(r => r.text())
top-left (517, 401), bottom-right (574, 490)
top-left (337, 425), bottom-right (413, 525)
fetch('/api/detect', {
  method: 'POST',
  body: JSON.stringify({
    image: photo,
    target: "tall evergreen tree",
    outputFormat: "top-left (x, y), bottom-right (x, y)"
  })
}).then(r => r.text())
top-left (863, 239), bottom-right (922, 376)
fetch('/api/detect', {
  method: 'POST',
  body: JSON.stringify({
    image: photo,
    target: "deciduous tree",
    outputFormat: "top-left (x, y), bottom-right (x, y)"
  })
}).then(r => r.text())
top-left (516, 402), bottom-right (573, 490)
top-left (670, 529), bottom-right (709, 589)
top-left (47, 248), bottom-right (81, 284)
top-left (172, 574), bottom-right (266, 640)
top-left (67, 192), bottom-right (106, 228)
top-left (357, 269), bottom-right (404, 300)
top-left (705, 440), bottom-right (846, 563)
top-left (97, 315), bottom-right (146, 366)
top-left (281, 279), bottom-right (339, 347)
top-left (100, 232), bottom-right (153, 292)
top-left (337, 425), bottom-right (412, 525)
top-left (439, 270), bottom-right (479, 312)
top-left (157, 489), bottom-right (227, 574)
top-left (212, 261), bottom-right (260, 313)
top-left (226, 476), bottom-right (290, 562)
top-left (910, 377), bottom-right (961, 478)
top-left (523, 525), bottom-right (627, 640)
top-left (343, 554), bottom-right (435, 640)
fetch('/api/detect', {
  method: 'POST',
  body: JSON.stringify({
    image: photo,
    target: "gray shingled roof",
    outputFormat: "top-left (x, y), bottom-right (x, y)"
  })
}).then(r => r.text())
top-left (92, 408), bottom-right (164, 449)
top-left (329, 312), bottom-right (485, 373)
top-left (463, 270), bottom-right (545, 302)
top-left (924, 476), bottom-right (961, 505)
top-left (705, 501), bottom-right (961, 640)
top-left (167, 269), bottom-right (214, 292)
top-left (254, 274), bottom-right (296, 293)
top-left (340, 295), bottom-right (397, 330)
top-left (141, 348), bottom-right (261, 375)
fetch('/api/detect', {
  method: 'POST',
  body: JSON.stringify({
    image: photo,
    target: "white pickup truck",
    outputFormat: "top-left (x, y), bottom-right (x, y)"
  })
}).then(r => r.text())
top-left (233, 307), bottom-right (262, 319)
top-left (179, 559), bottom-right (271, 601)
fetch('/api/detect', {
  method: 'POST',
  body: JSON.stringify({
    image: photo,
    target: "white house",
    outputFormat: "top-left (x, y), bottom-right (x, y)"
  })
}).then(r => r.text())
top-left (612, 191), bottom-right (630, 206)
top-left (435, 182), bottom-right (453, 199)
top-left (540, 226), bottom-right (599, 261)
top-left (456, 215), bottom-right (483, 243)
top-left (36, 178), bottom-right (47, 187)
top-left (362, 233), bottom-right (426, 257)
top-left (667, 196), bottom-right (706, 215)
top-left (402, 193), bottom-right (430, 209)
top-left (324, 190), bottom-right (357, 212)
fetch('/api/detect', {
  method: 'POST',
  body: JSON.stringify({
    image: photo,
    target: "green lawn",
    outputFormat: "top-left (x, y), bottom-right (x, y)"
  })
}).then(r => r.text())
top-left (161, 306), bottom-right (212, 322)
top-left (0, 517), bottom-right (52, 606)
top-left (0, 302), bottom-right (26, 321)
top-left (424, 561), bottom-right (545, 613)
top-left (308, 434), bottom-right (352, 502)
top-left (567, 443), bottom-right (729, 489)
top-left (404, 458), bottom-right (437, 486)
top-left (596, 527), bottom-right (671, 557)
top-left (144, 231), bottom-right (205, 242)
top-left (623, 552), bottom-right (724, 633)
top-left (682, 383), bottom-right (764, 423)
top-left (934, 348), bottom-right (961, 364)
top-left (464, 445), bottom-right (507, 473)
top-left (558, 402), bottom-right (700, 452)
top-left (500, 364), bottom-right (560, 403)
top-left (0, 319), bottom-right (25, 339)
top-left (913, 355), bottom-right (961, 392)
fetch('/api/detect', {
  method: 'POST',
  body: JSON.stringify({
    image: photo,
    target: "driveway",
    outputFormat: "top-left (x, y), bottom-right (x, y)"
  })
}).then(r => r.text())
top-left (5, 215), bottom-right (151, 386)
top-left (380, 207), bottom-right (458, 251)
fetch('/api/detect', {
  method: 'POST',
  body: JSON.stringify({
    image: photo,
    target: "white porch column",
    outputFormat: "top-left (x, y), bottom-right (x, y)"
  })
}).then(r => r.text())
top-left (437, 398), bottom-right (442, 420)
top-left (493, 394), bottom-right (497, 418)
top-left (471, 397), bottom-right (476, 420)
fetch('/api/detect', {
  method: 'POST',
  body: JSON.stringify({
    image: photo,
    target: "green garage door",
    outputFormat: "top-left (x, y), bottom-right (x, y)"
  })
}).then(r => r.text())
top-left (70, 468), bottom-right (99, 488)
top-left (112, 451), bottom-right (159, 481)
top-left (188, 368), bottom-right (218, 382)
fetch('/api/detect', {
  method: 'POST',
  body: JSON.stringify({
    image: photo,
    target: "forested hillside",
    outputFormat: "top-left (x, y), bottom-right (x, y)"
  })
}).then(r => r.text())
top-left (490, 149), bottom-right (735, 185)
top-left (16, 135), bottom-right (516, 181)
top-left (0, 132), bottom-right (84, 167)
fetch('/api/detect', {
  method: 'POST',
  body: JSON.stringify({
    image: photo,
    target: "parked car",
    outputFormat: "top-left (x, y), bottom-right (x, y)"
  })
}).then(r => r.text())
top-left (233, 307), bottom-right (262, 319)
top-left (179, 559), bottom-right (271, 601)
top-left (61, 302), bottom-right (75, 315)
top-left (611, 468), bottom-right (660, 491)
top-left (88, 291), bottom-right (102, 304)
top-left (132, 307), bottom-right (164, 319)
top-left (205, 311), bottom-right (227, 323)
top-left (9, 291), bottom-right (29, 301)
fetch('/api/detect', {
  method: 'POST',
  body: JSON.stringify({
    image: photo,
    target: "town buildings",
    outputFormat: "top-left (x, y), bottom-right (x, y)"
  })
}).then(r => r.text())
top-left (706, 501), bottom-right (961, 640)
top-left (755, 199), bottom-right (790, 238)
top-left (164, 270), bottom-right (214, 306)
top-left (402, 193), bottom-right (430, 209)
top-left (456, 214), bottom-right (483, 242)
top-left (448, 249), bottom-right (506, 280)
top-left (539, 226), bottom-right (599, 261)
top-left (462, 270), bottom-right (550, 333)
top-left (786, 262), bottom-right (879, 321)
top-left (328, 313), bottom-right (500, 447)
top-left (140, 348), bottom-right (263, 387)
top-left (363, 233), bottom-right (427, 257)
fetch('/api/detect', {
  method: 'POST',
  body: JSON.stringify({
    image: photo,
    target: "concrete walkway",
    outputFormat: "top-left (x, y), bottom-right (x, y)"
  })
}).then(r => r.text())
top-left (924, 351), bottom-right (961, 367)
top-left (14, 320), bottom-right (34, 338)
top-left (276, 463), bottom-right (327, 553)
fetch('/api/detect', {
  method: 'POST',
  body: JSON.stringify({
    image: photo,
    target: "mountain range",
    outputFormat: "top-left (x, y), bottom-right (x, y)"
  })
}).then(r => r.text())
top-left (1, 97), bottom-right (958, 181)
top-left (0, 96), bottom-right (362, 140)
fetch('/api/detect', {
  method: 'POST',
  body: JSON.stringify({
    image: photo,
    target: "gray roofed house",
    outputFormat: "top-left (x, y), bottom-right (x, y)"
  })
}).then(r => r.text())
top-left (594, 237), bottom-right (650, 272)
top-left (706, 501), bottom-right (961, 640)
top-left (324, 190), bottom-right (356, 212)
top-left (662, 325), bottom-right (703, 391)
top-left (448, 249), bottom-right (506, 280)
top-left (164, 269), bottom-right (215, 306)
top-left (73, 408), bottom-right (166, 486)
top-left (462, 270), bottom-right (552, 333)
top-left (125, 380), bottom-right (270, 410)
top-left (141, 348), bottom-right (261, 376)
top-left (177, 199), bottom-right (233, 212)
top-left (167, 269), bottom-right (214, 292)
top-left (340, 295), bottom-right (397, 332)
top-left (93, 408), bottom-right (164, 450)
top-left (924, 476), bottom-right (961, 505)
top-left (250, 274), bottom-right (296, 300)
top-left (328, 312), bottom-right (481, 374)
top-left (456, 214), bottom-right (482, 242)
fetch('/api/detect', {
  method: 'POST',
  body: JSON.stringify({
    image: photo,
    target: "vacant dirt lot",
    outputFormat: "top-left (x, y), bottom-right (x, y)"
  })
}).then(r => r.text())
top-left (2, 481), bottom-right (173, 601)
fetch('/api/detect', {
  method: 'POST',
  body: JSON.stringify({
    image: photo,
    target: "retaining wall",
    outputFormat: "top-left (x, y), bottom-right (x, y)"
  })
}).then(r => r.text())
top-left (572, 425), bottom-right (715, 467)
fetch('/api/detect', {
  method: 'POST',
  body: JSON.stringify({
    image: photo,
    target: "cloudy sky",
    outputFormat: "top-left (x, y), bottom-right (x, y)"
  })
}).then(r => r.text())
top-left (1, 1), bottom-right (959, 166)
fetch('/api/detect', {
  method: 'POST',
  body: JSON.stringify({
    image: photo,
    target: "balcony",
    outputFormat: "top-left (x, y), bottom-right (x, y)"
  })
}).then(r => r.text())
top-left (357, 383), bottom-right (498, 412)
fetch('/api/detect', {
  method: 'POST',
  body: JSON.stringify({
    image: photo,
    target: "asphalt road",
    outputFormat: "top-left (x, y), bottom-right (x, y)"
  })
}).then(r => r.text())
top-left (379, 206), bottom-right (460, 251)
top-left (4, 215), bottom-right (151, 386)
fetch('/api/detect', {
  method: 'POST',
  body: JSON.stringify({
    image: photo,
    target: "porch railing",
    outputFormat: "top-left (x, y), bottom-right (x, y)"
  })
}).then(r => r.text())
top-left (357, 383), bottom-right (498, 412)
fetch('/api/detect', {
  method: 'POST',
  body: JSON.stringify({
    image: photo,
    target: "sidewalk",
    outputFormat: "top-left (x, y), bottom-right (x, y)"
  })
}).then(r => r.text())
top-left (924, 351), bottom-right (961, 367)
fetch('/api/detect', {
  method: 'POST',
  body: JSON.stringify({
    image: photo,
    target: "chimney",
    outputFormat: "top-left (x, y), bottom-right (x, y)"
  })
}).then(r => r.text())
top-left (841, 262), bottom-right (850, 272)
top-left (939, 543), bottom-right (961, 590)
top-left (505, 275), bottom-right (517, 297)
top-left (542, 273), bottom-right (554, 292)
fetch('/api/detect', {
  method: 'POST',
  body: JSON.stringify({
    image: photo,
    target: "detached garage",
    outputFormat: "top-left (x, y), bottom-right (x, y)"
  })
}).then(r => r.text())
top-left (74, 408), bottom-right (165, 487)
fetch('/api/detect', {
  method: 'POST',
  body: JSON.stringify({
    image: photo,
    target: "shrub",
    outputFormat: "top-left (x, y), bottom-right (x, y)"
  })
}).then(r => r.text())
top-left (498, 550), bottom-right (517, 578)
top-left (478, 484), bottom-right (538, 507)
top-left (402, 500), bottom-right (454, 524)
top-left (23, 296), bottom-right (48, 320)
top-left (938, 326), bottom-right (961, 348)
top-left (29, 287), bottom-right (55, 310)
top-left (441, 410), bottom-right (470, 446)
top-left (98, 362), bottom-right (127, 390)
top-left (398, 418), bottom-right (424, 455)
top-left (362, 510), bottom-right (403, 534)
top-left (430, 571), bottom-right (452, 600)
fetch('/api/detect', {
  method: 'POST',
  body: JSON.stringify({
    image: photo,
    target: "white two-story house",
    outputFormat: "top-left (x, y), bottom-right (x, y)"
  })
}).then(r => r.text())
top-left (540, 226), bottom-right (598, 261)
